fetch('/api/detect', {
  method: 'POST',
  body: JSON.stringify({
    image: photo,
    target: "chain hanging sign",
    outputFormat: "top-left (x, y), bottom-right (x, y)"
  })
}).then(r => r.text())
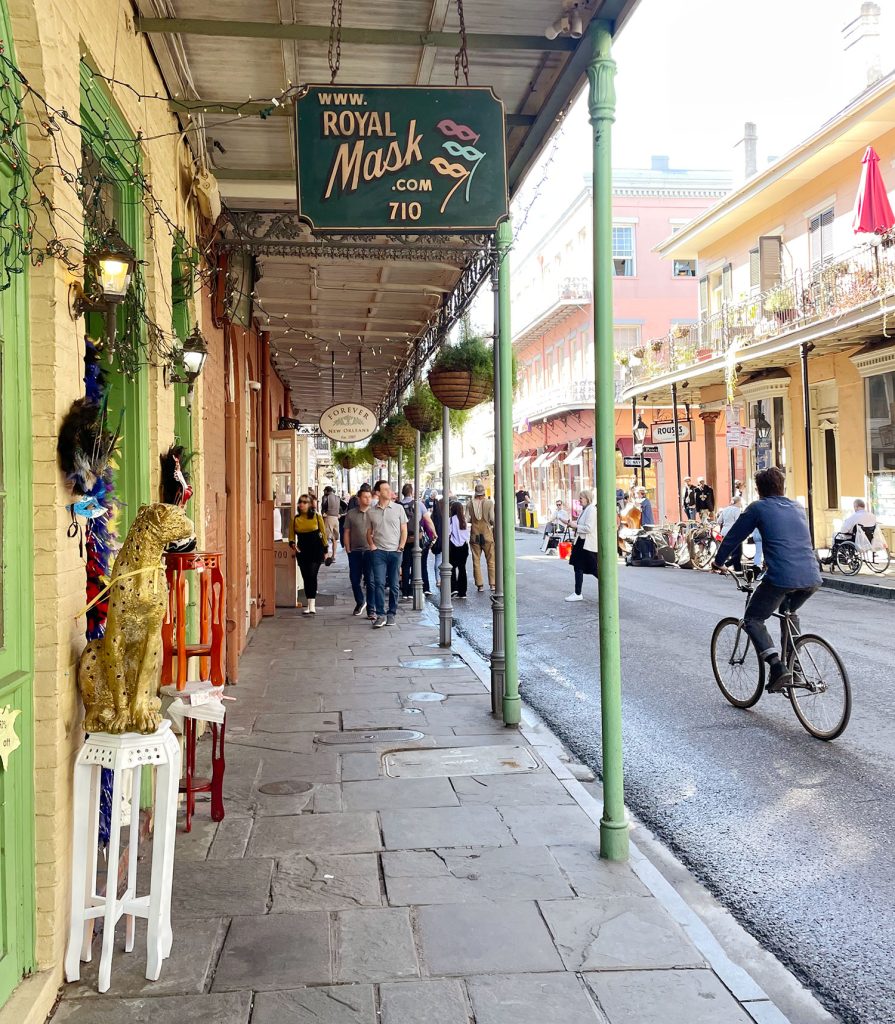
top-left (319, 403), bottom-right (378, 442)
top-left (296, 85), bottom-right (508, 232)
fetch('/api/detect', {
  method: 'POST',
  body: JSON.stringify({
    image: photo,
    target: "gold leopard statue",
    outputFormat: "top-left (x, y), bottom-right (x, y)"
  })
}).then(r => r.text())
top-left (78, 503), bottom-right (194, 734)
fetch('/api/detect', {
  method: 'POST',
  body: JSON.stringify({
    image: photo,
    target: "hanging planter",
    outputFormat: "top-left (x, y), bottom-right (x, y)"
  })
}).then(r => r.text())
top-left (385, 412), bottom-right (416, 448)
top-left (428, 333), bottom-right (494, 411)
top-left (370, 430), bottom-right (399, 460)
top-left (333, 446), bottom-right (359, 469)
top-left (403, 381), bottom-right (442, 433)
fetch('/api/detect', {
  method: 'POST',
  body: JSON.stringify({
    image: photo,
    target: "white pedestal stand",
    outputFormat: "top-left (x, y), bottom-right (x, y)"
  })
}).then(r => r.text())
top-left (64, 720), bottom-right (180, 993)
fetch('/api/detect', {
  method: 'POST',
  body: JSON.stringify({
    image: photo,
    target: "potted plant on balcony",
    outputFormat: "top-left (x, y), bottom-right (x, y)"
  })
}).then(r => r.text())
top-left (428, 332), bottom-right (493, 410)
top-left (631, 345), bottom-right (647, 362)
top-left (403, 380), bottom-right (442, 433)
top-left (763, 284), bottom-right (796, 326)
top-left (615, 352), bottom-right (630, 369)
top-left (650, 339), bottom-right (664, 355)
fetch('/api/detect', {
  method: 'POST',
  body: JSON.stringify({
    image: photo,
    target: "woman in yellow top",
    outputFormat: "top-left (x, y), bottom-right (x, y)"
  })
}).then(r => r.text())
top-left (288, 494), bottom-right (328, 615)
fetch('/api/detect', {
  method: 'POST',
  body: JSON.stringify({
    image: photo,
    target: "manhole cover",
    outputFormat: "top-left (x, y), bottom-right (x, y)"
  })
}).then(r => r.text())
top-left (257, 780), bottom-right (314, 796)
top-left (316, 729), bottom-right (425, 745)
top-left (406, 692), bottom-right (446, 702)
top-left (384, 745), bottom-right (541, 779)
top-left (399, 658), bottom-right (464, 670)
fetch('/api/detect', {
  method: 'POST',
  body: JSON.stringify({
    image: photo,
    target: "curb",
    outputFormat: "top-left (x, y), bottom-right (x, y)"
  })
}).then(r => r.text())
top-left (441, 617), bottom-right (804, 1024)
top-left (515, 525), bottom-right (539, 535)
top-left (822, 575), bottom-right (895, 600)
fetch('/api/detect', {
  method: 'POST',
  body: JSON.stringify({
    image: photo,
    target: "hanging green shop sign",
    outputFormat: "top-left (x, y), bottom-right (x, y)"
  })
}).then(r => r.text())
top-left (295, 85), bottom-right (508, 232)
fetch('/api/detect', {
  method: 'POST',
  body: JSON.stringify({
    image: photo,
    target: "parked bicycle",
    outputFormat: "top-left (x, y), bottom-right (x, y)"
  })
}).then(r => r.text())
top-left (710, 567), bottom-right (851, 740)
top-left (688, 519), bottom-right (719, 570)
top-left (819, 529), bottom-right (891, 576)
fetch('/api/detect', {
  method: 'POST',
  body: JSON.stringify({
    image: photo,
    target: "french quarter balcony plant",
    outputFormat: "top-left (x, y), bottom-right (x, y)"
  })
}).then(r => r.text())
top-left (403, 380), bottom-right (442, 433)
top-left (385, 411), bottom-right (416, 449)
top-left (427, 331), bottom-right (494, 410)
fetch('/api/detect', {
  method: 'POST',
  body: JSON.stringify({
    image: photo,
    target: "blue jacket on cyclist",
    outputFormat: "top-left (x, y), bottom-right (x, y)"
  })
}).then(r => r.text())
top-left (714, 494), bottom-right (821, 590)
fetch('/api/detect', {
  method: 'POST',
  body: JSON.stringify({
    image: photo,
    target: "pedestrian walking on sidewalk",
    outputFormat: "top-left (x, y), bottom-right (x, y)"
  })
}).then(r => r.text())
top-left (321, 486), bottom-right (342, 565)
top-left (343, 484), bottom-right (374, 619)
top-left (366, 480), bottom-right (408, 628)
top-left (717, 494), bottom-right (744, 571)
top-left (695, 476), bottom-right (715, 520)
top-left (289, 494), bottom-right (328, 616)
top-left (449, 500), bottom-right (470, 599)
top-left (468, 482), bottom-right (496, 592)
top-left (566, 489), bottom-right (598, 602)
top-left (400, 483), bottom-right (434, 598)
top-left (682, 476), bottom-right (697, 520)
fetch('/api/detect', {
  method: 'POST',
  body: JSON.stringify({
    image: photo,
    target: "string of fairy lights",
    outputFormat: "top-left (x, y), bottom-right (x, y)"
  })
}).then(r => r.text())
top-left (0, 36), bottom-right (562, 401)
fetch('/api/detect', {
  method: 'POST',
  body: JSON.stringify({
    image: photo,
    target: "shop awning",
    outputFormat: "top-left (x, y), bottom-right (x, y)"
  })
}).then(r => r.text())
top-left (541, 450), bottom-right (563, 468)
top-left (616, 436), bottom-right (662, 460)
top-left (530, 451), bottom-right (552, 469)
top-left (564, 443), bottom-right (590, 465)
top-left (515, 454), bottom-right (532, 468)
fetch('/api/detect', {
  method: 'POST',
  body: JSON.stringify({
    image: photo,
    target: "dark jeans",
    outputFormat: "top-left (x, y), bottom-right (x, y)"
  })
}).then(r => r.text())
top-left (401, 542), bottom-right (430, 596)
top-left (743, 579), bottom-right (819, 662)
top-left (450, 541), bottom-right (469, 597)
top-left (369, 548), bottom-right (401, 616)
top-left (347, 549), bottom-right (373, 608)
top-left (684, 507), bottom-right (696, 521)
top-left (296, 552), bottom-right (322, 599)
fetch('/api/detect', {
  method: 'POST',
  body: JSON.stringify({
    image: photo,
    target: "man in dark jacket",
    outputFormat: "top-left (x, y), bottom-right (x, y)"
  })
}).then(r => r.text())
top-left (694, 476), bottom-right (715, 519)
top-left (713, 467), bottom-right (821, 692)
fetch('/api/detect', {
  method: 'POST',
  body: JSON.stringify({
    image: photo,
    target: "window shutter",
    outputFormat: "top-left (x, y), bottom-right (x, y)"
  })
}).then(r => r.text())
top-left (758, 235), bottom-right (782, 293)
top-left (698, 275), bottom-right (709, 318)
top-left (820, 209), bottom-right (834, 263)
top-left (749, 248), bottom-right (760, 291)
top-left (721, 263), bottom-right (732, 302)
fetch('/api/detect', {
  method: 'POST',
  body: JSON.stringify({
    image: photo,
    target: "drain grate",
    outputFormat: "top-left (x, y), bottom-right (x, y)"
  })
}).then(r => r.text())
top-left (405, 692), bottom-right (446, 702)
top-left (384, 744), bottom-right (540, 779)
top-left (315, 729), bottom-right (425, 745)
top-left (399, 657), bottom-right (465, 670)
top-left (257, 780), bottom-right (314, 796)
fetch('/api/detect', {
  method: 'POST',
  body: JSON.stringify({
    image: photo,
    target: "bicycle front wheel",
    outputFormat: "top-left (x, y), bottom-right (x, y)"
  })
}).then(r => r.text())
top-left (690, 532), bottom-right (716, 571)
top-left (788, 634), bottom-right (852, 741)
top-left (834, 541), bottom-right (861, 576)
top-left (711, 617), bottom-right (764, 708)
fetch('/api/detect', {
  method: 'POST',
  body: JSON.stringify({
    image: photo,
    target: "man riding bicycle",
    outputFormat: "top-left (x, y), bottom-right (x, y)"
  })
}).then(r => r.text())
top-left (712, 467), bottom-right (821, 693)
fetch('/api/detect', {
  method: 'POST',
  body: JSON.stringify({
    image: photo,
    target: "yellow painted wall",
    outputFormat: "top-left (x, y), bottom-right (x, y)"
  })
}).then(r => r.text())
top-left (0, 2), bottom-right (203, 1020)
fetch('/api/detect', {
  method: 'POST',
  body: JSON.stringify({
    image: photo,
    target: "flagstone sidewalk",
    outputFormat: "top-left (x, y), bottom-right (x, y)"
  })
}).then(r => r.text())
top-left (51, 562), bottom-right (798, 1024)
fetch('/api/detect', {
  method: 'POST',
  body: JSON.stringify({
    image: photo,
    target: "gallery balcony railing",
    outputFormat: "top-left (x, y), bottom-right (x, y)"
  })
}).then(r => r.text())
top-left (512, 275), bottom-right (593, 347)
top-left (514, 378), bottom-right (597, 424)
top-left (622, 237), bottom-right (895, 388)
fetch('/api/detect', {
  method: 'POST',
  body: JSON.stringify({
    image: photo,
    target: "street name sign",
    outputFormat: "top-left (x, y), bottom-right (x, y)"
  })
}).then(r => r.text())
top-left (295, 85), bottom-right (508, 232)
top-left (651, 421), bottom-right (692, 443)
top-left (623, 456), bottom-right (646, 468)
top-left (641, 444), bottom-right (660, 454)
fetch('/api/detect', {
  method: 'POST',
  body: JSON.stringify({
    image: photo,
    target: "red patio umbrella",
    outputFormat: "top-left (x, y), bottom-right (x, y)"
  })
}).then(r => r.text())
top-left (852, 146), bottom-right (895, 234)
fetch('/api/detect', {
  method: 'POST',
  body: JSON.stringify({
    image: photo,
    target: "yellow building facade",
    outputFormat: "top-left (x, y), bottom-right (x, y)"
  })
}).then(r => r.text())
top-left (623, 72), bottom-right (895, 549)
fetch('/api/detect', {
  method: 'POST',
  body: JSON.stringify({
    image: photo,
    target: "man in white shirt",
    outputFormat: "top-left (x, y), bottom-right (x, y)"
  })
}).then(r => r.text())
top-left (717, 495), bottom-right (744, 571)
top-left (366, 481), bottom-right (408, 628)
top-left (840, 498), bottom-right (877, 535)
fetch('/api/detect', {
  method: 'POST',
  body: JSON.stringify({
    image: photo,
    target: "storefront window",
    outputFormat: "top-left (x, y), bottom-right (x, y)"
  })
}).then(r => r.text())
top-left (773, 396), bottom-right (786, 473)
top-left (866, 370), bottom-right (895, 520)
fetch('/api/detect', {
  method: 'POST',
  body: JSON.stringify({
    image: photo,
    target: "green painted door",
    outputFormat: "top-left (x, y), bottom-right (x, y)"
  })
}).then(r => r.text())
top-left (0, 3), bottom-right (36, 1006)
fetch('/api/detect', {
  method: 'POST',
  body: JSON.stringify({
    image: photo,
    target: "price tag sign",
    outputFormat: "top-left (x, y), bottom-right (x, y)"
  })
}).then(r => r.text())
top-left (0, 705), bottom-right (21, 770)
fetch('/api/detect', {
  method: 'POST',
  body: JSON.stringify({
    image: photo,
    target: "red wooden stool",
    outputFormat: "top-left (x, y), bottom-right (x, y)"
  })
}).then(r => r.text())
top-left (160, 552), bottom-right (226, 832)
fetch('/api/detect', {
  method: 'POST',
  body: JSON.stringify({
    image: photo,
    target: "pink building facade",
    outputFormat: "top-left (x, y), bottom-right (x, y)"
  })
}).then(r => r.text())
top-left (512, 161), bottom-right (731, 523)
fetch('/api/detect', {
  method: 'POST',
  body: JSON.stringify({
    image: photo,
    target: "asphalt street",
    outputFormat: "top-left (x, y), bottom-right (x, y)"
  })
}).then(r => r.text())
top-left (434, 531), bottom-right (895, 1024)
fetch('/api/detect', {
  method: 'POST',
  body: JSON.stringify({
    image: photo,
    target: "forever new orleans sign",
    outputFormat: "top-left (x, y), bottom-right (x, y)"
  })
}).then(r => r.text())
top-left (295, 85), bottom-right (508, 232)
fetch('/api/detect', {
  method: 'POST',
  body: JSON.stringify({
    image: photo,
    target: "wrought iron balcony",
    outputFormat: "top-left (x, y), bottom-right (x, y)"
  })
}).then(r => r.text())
top-left (624, 237), bottom-right (895, 387)
top-left (514, 378), bottom-right (596, 424)
top-left (512, 276), bottom-right (593, 349)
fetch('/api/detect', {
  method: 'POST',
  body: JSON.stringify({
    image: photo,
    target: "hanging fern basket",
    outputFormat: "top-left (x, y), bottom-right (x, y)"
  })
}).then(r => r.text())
top-left (428, 369), bottom-right (491, 411)
top-left (403, 398), bottom-right (440, 434)
top-left (388, 421), bottom-right (416, 448)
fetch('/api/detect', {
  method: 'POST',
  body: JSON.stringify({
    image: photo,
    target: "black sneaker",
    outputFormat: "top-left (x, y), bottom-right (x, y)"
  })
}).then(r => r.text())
top-left (386, 614), bottom-right (396, 626)
top-left (353, 602), bottom-right (366, 617)
top-left (372, 616), bottom-right (387, 629)
top-left (766, 662), bottom-right (793, 693)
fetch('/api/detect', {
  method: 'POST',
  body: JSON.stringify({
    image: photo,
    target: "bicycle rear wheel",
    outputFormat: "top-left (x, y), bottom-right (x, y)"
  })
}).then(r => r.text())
top-left (711, 617), bottom-right (764, 708)
top-left (865, 548), bottom-right (891, 574)
top-left (834, 541), bottom-right (861, 576)
top-left (788, 634), bottom-right (851, 741)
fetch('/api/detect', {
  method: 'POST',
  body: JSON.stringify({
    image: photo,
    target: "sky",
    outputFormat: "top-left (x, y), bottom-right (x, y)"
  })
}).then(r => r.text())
top-left (510, 0), bottom-right (895, 249)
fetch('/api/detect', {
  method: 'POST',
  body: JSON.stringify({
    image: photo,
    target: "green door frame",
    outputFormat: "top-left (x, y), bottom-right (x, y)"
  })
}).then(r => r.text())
top-left (80, 63), bottom-right (150, 536)
top-left (0, 1), bottom-right (36, 1006)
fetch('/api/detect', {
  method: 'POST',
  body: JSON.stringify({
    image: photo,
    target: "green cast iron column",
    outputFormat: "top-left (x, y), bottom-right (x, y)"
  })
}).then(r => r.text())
top-left (496, 218), bottom-right (519, 726)
top-left (588, 20), bottom-right (628, 860)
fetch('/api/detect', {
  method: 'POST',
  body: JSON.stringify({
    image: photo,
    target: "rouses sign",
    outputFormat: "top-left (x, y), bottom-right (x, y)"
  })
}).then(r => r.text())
top-left (319, 403), bottom-right (377, 443)
top-left (651, 421), bottom-right (693, 444)
top-left (295, 85), bottom-right (508, 232)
